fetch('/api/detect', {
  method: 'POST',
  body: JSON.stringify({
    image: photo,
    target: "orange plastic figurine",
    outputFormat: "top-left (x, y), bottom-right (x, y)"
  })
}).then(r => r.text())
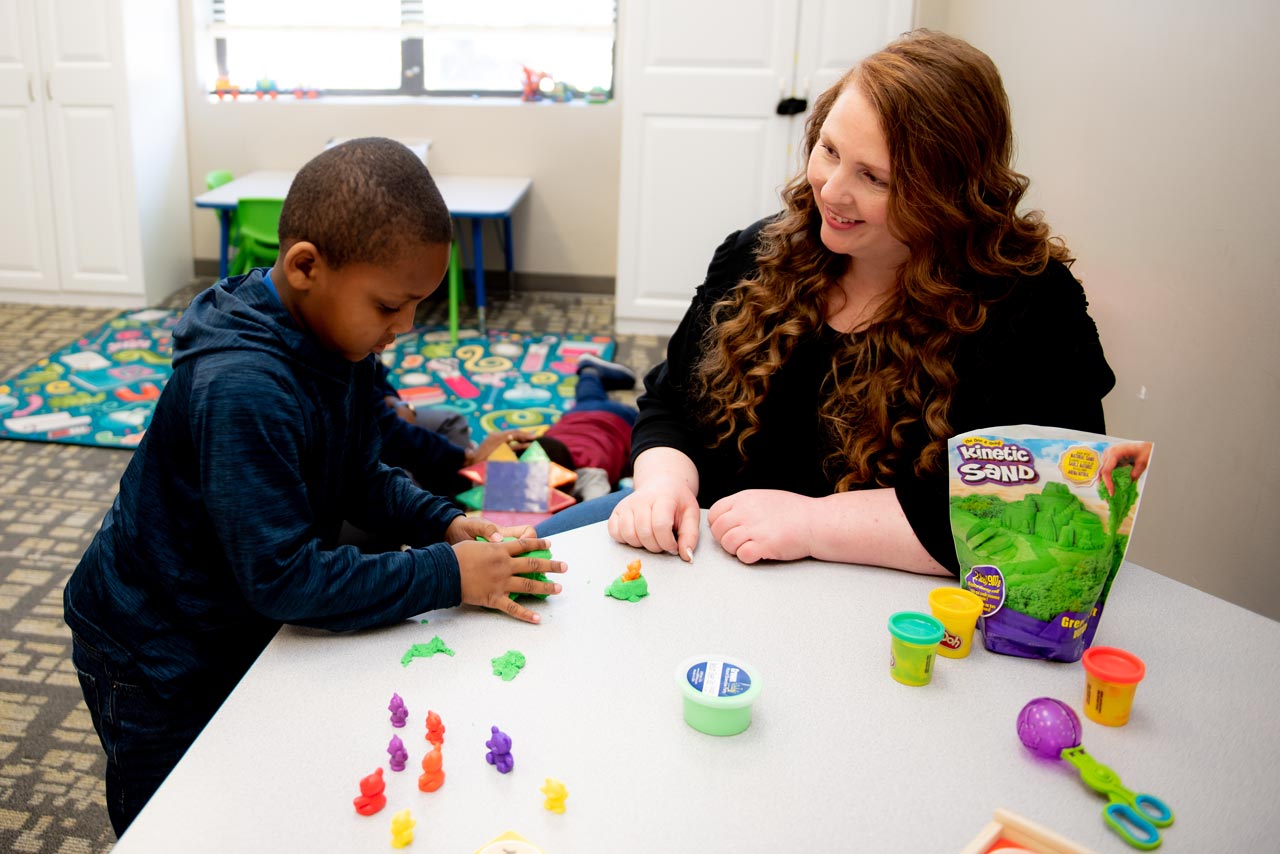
top-left (353, 767), bottom-right (387, 816)
top-left (540, 777), bottom-right (568, 813)
top-left (622, 560), bottom-right (642, 582)
top-left (418, 744), bottom-right (445, 792)
top-left (425, 710), bottom-right (445, 746)
top-left (389, 809), bottom-right (415, 848)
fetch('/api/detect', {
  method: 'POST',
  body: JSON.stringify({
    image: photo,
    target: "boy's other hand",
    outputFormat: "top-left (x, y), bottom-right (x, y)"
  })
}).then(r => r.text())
top-left (454, 536), bottom-right (566, 624)
top-left (464, 429), bottom-right (537, 467)
top-left (444, 517), bottom-right (536, 545)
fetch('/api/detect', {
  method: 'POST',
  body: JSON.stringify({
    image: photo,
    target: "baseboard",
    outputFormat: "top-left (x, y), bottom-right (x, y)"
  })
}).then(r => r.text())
top-left (193, 260), bottom-right (613, 295)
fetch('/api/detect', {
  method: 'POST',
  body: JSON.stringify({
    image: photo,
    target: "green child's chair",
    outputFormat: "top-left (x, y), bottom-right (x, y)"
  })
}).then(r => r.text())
top-left (230, 198), bottom-right (284, 276)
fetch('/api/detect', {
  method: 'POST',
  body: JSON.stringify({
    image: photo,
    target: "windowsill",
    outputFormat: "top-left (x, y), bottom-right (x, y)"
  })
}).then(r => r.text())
top-left (203, 93), bottom-right (613, 108)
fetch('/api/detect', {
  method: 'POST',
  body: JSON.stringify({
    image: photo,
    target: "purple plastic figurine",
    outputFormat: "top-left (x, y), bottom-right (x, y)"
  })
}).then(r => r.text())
top-left (485, 725), bottom-right (514, 774)
top-left (388, 693), bottom-right (408, 728)
top-left (387, 734), bottom-right (408, 771)
top-left (1016, 697), bottom-right (1083, 759)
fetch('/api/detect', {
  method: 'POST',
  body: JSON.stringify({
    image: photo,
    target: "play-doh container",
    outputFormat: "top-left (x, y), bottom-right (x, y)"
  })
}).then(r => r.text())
top-left (888, 611), bottom-right (945, 686)
top-left (928, 587), bottom-right (984, 659)
top-left (676, 655), bottom-right (762, 736)
top-left (1081, 646), bottom-right (1145, 726)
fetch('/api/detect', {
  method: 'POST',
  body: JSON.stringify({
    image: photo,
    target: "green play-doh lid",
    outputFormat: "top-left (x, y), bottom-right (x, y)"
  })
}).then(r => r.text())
top-left (676, 654), bottom-right (762, 737)
top-left (888, 611), bottom-right (945, 646)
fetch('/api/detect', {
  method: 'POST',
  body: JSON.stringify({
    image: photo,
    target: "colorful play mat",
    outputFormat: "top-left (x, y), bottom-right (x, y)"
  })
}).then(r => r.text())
top-left (0, 309), bottom-right (614, 449)
top-left (381, 328), bottom-right (616, 442)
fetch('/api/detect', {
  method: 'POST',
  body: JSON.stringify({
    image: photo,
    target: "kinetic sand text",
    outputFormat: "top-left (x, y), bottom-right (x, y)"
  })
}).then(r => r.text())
top-left (956, 440), bottom-right (1038, 486)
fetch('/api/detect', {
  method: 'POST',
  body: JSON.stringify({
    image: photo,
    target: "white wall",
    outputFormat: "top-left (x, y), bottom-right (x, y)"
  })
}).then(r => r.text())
top-left (178, 12), bottom-right (620, 279)
top-left (916, 0), bottom-right (1280, 618)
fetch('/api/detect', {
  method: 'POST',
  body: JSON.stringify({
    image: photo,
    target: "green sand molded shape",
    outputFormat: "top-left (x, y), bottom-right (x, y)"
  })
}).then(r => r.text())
top-left (491, 650), bottom-right (527, 681)
top-left (605, 575), bottom-right (649, 602)
top-left (400, 635), bottom-right (455, 667)
top-left (949, 466), bottom-right (1137, 622)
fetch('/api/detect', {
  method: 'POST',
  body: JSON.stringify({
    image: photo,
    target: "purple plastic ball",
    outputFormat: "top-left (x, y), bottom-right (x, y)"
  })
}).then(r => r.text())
top-left (1016, 697), bottom-right (1082, 759)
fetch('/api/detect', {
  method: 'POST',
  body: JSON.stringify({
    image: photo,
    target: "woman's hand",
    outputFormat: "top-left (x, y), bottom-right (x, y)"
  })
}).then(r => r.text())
top-left (707, 490), bottom-right (817, 564)
top-left (608, 478), bottom-right (701, 561)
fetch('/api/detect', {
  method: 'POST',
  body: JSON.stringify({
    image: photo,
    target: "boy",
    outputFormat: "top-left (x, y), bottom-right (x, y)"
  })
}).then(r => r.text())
top-left (63, 138), bottom-right (564, 836)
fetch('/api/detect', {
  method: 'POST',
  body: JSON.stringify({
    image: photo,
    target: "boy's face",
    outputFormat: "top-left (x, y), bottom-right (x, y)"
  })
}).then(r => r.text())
top-left (285, 241), bottom-right (451, 362)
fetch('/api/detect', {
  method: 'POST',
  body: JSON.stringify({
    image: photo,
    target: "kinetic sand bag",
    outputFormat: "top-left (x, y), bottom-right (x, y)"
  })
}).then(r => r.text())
top-left (948, 425), bottom-right (1152, 662)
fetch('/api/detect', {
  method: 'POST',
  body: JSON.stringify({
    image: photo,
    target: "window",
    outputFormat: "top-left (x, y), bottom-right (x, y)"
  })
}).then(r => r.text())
top-left (207, 0), bottom-right (616, 98)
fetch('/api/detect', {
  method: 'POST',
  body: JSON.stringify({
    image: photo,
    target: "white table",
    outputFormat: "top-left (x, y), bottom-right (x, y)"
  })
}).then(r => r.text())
top-left (194, 171), bottom-right (532, 331)
top-left (112, 519), bottom-right (1280, 852)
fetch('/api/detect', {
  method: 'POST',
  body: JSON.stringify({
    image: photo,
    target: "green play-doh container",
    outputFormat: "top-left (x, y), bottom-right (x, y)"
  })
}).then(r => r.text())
top-left (676, 655), bottom-right (762, 736)
top-left (887, 611), bottom-right (945, 686)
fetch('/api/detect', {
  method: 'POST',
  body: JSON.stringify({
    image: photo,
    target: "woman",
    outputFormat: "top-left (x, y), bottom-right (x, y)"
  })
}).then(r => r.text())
top-left (601, 29), bottom-right (1115, 575)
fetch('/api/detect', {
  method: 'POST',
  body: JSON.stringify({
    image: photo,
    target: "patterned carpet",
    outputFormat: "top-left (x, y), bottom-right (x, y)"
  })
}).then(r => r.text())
top-left (0, 285), bottom-right (665, 851)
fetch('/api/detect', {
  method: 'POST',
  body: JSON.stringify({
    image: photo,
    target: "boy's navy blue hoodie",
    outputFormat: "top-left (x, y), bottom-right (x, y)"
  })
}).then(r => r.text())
top-left (64, 270), bottom-right (463, 704)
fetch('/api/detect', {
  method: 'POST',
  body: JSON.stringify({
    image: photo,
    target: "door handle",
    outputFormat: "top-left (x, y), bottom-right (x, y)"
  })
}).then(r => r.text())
top-left (776, 96), bottom-right (807, 116)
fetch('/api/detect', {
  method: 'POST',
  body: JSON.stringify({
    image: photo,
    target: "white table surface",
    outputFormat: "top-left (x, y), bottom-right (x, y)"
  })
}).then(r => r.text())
top-left (112, 519), bottom-right (1280, 853)
top-left (194, 171), bottom-right (532, 217)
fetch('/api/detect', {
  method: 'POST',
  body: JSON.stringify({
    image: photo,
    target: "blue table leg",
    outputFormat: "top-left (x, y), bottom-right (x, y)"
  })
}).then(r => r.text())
top-left (501, 215), bottom-right (515, 298)
top-left (218, 209), bottom-right (231, 279)
top-left (471, 217), bottom-right (486, 334)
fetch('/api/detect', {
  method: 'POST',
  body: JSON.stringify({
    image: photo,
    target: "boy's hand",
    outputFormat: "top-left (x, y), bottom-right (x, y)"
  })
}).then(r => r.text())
top-left (464, 429), bottom-right (537, 467)
top-left (454, 536), bottom-right (566, 623)
top-left (444, 517), bottom-right (537, 545)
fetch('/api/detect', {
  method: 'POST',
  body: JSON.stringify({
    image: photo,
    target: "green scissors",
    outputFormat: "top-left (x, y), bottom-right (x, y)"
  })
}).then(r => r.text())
top-left (1060, 746), bottom-right (1175, 850)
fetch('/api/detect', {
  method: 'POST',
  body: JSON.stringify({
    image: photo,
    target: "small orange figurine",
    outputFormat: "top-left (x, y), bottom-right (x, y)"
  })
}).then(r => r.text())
top-left (425, 710), bottom-right (445, 746)
top-left (622, 559), bottom-right (642, 582)
top-left (353, 767), bottom-right (387, 816)
top-left (418, 744), bottom-right (445, 792)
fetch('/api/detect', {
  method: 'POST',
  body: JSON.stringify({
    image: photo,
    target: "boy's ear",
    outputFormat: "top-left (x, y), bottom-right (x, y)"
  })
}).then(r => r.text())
top-left (281, 241), bottom-right (324, 291)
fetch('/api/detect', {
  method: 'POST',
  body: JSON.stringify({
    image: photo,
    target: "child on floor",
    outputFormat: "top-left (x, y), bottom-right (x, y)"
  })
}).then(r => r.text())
top-left (63, 138), bottom-right (565, 837)
top-left (372, 359), bottom-right (533, 496)
top-left (536, 354), bottom-right (638, 503)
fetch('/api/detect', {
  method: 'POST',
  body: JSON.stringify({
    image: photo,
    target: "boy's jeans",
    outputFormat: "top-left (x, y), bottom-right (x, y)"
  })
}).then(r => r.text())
top-left (71, 632), bottom-right (212, 837)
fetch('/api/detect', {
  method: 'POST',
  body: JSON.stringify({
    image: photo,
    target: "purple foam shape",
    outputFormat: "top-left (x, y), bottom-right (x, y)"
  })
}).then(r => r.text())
top-left (1016, 697), bottom-right (1082, 759)
top-left (387, 734), bottom-right (408, 772)
top-left (485, 725), bottom-right (514, 774)
top-left (388, 693), bottom-right (408, 728)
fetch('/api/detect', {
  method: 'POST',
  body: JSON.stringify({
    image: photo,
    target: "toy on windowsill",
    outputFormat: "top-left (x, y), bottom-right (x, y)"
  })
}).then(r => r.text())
top-left (419, 744), bottom-right (445, 792)
top-left (540, 778), bottom-right (568, 813)
top-left (521, 66), bottom-right (550, 101)
top-left (605, 559), bottom-right (648, 602)
top-left (213, 76), bottom-right (240, 101)
top-left (485, 725), bottom-right (514, 774)
top-left (389, 809), bottom-right (415, 848)
top-left (353, 767), bottom-right (387, 815)
top-left (291, 85), bottom-right (320, 99)
top-left (253, 77), bottom-right (279, 99)
top-left (1016, 698), bottom-right (1174, 850)
top-left (388, 693), bottom-right (408, 728)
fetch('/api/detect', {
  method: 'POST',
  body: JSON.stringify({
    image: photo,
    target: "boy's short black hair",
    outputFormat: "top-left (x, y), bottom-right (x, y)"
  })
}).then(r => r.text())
top-left (278, 137), bottom-right (451, 269)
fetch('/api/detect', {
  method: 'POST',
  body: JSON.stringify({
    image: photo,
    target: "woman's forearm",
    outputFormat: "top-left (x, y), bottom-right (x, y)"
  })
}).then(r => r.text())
top-left (632, 446), bottom-right (700, 496)
top-left (810, 488), bottom-right (951, 576)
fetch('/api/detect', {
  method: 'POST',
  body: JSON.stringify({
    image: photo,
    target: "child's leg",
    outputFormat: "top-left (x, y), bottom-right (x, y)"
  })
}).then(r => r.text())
top-left (71, 633), bottom-right (214, 836)
top-left (535, 487), bottom-right (632, 537)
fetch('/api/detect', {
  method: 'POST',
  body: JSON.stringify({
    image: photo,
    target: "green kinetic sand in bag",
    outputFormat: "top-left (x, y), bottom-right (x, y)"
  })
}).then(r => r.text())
top-left (947, 425), bottom-right (1153, 662)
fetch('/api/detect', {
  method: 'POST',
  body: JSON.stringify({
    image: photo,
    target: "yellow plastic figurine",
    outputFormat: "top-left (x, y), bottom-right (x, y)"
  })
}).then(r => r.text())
top-left (390, 809), bottom-right (416, 848)
top-left (540, 777), bottom-right (568, 813)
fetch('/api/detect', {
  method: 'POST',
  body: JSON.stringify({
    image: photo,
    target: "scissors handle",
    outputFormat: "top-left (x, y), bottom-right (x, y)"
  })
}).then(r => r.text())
top-left (1131, 792), bottom-right (1175, 827)
top-left (1104, 801), bottom-right (1163, 851)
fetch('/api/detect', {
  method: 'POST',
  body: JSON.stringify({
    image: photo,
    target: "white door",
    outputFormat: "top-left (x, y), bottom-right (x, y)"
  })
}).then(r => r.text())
top-left (614, 0), bottom-right (914, 334)
top-left (614, 0), bottom-right (802, 334)
top-left (0, 0), bottom-right (60, 293)
top-left (38, 0), bottom-right (142, 295)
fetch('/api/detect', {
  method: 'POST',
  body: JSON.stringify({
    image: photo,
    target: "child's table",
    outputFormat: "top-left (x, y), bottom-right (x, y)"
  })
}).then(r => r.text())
top-left (110, 518), bottom-right (1279, 852)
